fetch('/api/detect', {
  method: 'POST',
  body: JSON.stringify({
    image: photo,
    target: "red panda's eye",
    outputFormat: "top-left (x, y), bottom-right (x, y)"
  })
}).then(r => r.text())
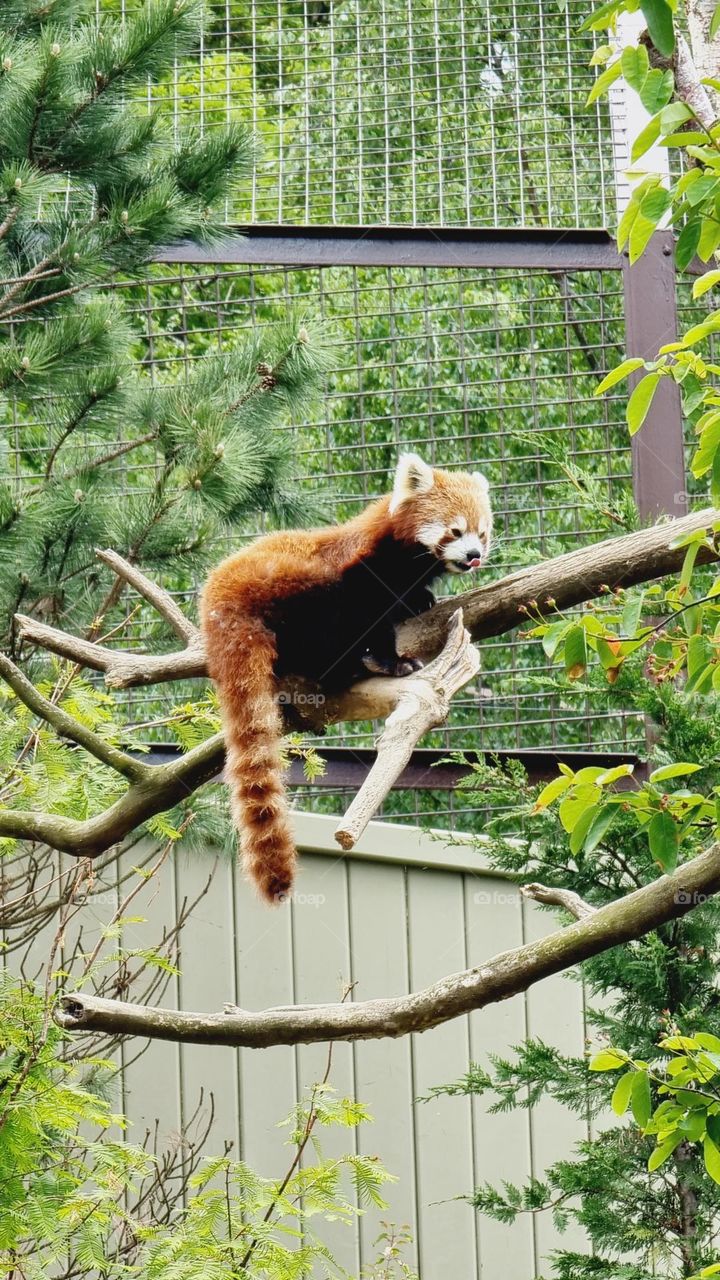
top-left (450, 526), bottom-right (463, 538)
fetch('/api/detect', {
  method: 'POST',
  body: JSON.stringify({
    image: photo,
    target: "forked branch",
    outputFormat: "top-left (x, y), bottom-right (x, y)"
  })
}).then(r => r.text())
top-left (5, 506), bottom-right (720, 860)
top-left (334, 609), bottom-right (479, 850)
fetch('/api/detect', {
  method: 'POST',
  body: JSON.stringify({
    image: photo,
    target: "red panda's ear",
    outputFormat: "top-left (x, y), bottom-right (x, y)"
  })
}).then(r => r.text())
top-left (472, 471), bottom-right (490, 498)
top-left (389, 453), bottom-right (434, 513)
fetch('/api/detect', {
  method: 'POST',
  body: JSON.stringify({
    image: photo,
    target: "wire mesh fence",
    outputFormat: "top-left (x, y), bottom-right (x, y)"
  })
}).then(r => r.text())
top-left (107, 255), bottom-right (646, 792)
top-left (7, 0), bottom-right (672, 834)
top-left (126, 0), bottom-right (617, 228)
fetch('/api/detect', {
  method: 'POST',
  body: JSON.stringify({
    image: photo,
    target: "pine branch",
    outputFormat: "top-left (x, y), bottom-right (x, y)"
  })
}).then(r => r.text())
top-left (53, 839), bottom-right (720, 1047)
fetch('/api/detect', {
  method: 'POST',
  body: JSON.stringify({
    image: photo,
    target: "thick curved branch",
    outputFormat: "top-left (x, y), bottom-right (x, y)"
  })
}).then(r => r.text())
top-left (5, 510), bottom-right (719, 860)
top-left (0, 733), bottom-right (224, 855)
top-left (14, 507), bottom-right (720, 700)
top-left (54, 841), bottom-right (720, 1046)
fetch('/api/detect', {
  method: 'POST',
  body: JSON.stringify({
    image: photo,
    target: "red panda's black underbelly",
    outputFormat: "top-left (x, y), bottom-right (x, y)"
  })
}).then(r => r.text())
top-left (271, 536), bottom-right (441, 692)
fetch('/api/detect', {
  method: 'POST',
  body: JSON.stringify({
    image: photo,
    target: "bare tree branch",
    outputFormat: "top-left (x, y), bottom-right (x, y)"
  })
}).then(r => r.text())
top-left (521, 882), bottom-right (597, 921)
top-left (93, 549), bottom-right (201, 646)
top-left (54, 840), bottom-right (720, 1047)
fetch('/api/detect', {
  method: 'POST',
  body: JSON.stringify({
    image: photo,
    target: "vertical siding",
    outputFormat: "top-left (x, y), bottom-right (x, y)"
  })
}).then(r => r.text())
top-left (348, 859), bottom-right (417, 1268)
top-left (104, 824), bottom-right (594, 1279)
top-left (465, 875), bottom-right (536, 1279)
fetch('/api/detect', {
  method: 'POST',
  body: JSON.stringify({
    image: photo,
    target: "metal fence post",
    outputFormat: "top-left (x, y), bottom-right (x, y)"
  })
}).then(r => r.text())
top-left (622, 231), bottom-right (686, 520)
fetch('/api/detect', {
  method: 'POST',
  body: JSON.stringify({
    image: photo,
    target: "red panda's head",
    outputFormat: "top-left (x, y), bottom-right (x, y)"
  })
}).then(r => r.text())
top-left (388, 453), bottom-right (493, 573)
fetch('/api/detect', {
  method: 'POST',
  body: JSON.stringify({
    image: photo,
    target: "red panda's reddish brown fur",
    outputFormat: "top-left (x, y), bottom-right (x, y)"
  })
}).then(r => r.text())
top-left (201, 456), bottom-right (492, 904)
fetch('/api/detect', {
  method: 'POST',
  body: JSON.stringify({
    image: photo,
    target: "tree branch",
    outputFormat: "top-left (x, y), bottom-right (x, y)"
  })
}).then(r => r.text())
top-left (4, 508), bottom-right (719, 861)
top-left (0, 652), bottom-right (146, 783)
top-left (0, 733), bottom-right (224, 855)
top-left (521, 882), bottom-right (596, 921)
top-left (54, 840), bottom-right (720, 1047)
top-left (93, 549), bottom-right (201, 646)
top-left (14, 507), bottom-right (720, 697)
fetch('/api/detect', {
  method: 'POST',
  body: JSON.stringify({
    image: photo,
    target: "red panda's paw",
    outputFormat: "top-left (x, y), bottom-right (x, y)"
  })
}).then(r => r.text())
top-left (361, 653), bottom-right (424, 678)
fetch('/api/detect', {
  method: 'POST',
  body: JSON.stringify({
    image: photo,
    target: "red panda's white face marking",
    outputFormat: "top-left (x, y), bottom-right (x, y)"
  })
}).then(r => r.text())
top-left (389, 453), bottom-right (493, 574)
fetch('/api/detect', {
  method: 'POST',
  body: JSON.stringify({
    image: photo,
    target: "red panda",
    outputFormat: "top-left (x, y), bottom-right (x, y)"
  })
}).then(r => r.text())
top-left (201, 453), bottom-right (492, 903)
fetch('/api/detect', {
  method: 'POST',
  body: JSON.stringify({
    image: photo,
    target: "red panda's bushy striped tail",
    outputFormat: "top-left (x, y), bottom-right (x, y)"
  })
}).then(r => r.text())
top-left (203, 610), bottom-right (296, 904)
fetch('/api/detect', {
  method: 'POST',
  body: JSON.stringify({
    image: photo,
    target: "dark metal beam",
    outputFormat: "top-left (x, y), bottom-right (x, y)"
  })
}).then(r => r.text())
top-left (156, 225), bottom-right (623, 271)
top-left (139, 744), bottom-right (645, 790)
top-left (623, 231), bottom-right (687, 520)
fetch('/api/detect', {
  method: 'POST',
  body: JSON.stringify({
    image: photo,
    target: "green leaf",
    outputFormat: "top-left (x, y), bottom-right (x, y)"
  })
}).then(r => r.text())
top-left (627, 373), bottom-right (661, 434)
top-left (639, 67), bottom-right (674, 113)
top-left (640, 187), bottom-right (671, 222)
top-left (682, 311), bottom-right (720, 347)
top-left (648, 810), bottom-right (679, 872)
top-left (699, 218), bottom-right (720, 263)
top-left (696, 1033), bottom-right (720, 1053)
top-left (583, 804), bottom-right (617, 854)
top-left (541, 619), bottom-right (571, 658)
top-left (589, 1048), bottom-right (628, 1072)
top-left (711, 1), bottom-right (720, 38)
top-left (631, 1069), bottom-right (653, 1127)
top-left (622, 589), bottom-right (645, 636)
top-left (713, 449), bottom-right (720, 507)
top-left (580, 0), bottom-right (623, 32)
top-left (564, 625), bottom-right (588, 680)
top-left (694, 270), bottom-right (720, 300)
top-left (704, 1135), bottom-right (720, 1184)
top-left (660, 102), bottom-right (693, 133)
top-left (621, 44), bottom-right (649, 91)
top-left (534, 774), bottom-right (573, 809)
top-left (587, 58), bottom-right (622, 105)
top-left (559, 785), bottom-right (602, 833)
top-left (706, 1114), bottom-right (720, 1146)
top-left (641, 0), bottom-right (675, 56)
top-left (570, 803), bottom-right (600, 856)
top-left (611, 1070), bottom-right (636, 1116)
top-left (597, 762), bottom-right (635, 786)
top-left (676, 219), bottom-right (702, 271)
top-left (595, 357), bottom-right (646, 396)
top-left (686, 175), bottom-right (720, 208)
top-left (632, 112), bottom-right (665, 162)
top-left (649, 762), bottom-right (702, 782)
top-left (629, 211), bottom-right (659, 263)
top-left (648, 1132), bottom-right (682, 1170)
top-left (688, 633), bottom-right (714, 681)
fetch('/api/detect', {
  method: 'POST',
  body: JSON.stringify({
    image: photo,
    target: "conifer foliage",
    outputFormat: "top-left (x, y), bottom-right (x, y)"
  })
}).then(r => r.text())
top-left (0, 0), bottom-right (325, 645)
